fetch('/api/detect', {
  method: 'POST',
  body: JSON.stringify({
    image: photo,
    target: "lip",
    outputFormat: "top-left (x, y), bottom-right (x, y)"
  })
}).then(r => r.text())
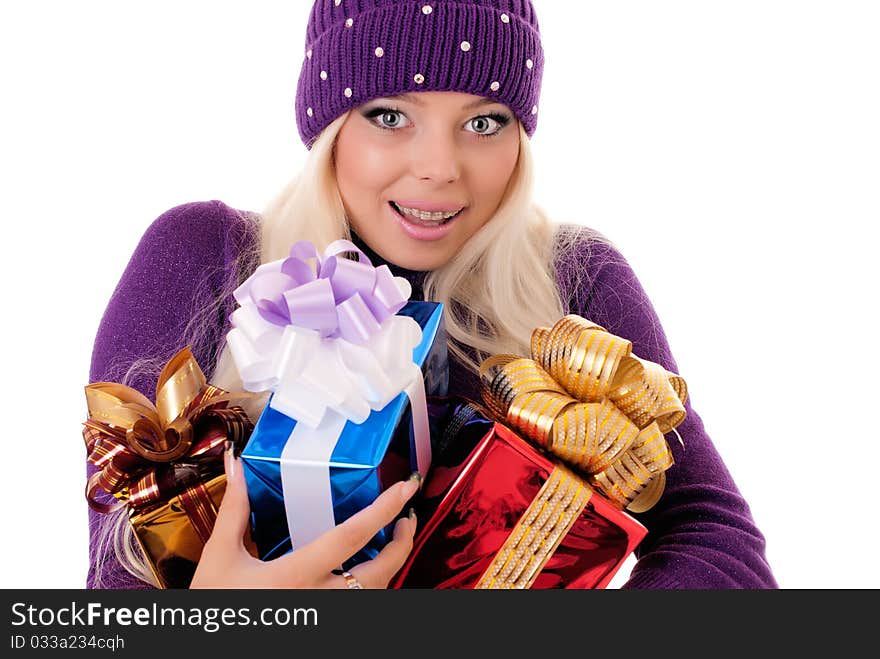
top-left (392, 199), bottom-right (467, 213)
top-left (388, 201), bottom-right (465, 242)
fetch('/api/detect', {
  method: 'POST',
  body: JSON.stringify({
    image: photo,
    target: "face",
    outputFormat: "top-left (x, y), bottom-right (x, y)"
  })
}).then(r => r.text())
top-left (333, 91), bottom-right (520, 271)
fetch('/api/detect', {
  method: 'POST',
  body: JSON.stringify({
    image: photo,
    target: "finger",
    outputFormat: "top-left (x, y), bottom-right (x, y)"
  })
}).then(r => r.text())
top-left (349, 514), bottom-right (417, 588)
top-left (210, 442), bottom-right (251, 547)
top-left (281, 477), bottom-right (419, 575)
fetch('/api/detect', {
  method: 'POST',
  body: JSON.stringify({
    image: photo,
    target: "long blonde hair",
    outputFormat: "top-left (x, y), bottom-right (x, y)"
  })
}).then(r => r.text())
top-left (92, 112), bottom-right (609, 587)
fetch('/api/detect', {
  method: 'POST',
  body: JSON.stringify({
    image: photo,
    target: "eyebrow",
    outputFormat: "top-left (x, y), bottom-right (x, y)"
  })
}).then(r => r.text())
top-left (382, 93), bottom-right (500, 110)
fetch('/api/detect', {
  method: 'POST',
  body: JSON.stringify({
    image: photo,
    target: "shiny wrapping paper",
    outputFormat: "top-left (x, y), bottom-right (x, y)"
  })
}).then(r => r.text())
top-left (393, 314), bottom-right (688, 589)
top-left (83, 347), bottom-right (256, 589)
top-left (241, 300), bottom-right (448, 566)
top-left (392, 400), bottom-right (646, 589)
top-left (127, 473), bottom-right (253, 589)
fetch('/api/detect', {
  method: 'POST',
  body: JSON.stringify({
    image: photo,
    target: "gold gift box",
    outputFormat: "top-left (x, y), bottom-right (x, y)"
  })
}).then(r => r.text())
top-left (131, 473), bottom-right (259, 588)
top-left (129, 474), bottom-right (257, 588)
top-left (130, 473), bottom-right (226, 589)
top-left (84, 346), bottom-right (259, 589)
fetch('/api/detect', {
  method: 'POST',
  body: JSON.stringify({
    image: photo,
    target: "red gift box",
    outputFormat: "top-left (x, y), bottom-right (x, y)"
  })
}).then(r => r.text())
top-left (392, 314), bottom-right (688, 589)
top-left (391, 420), bottom-right (646, 589)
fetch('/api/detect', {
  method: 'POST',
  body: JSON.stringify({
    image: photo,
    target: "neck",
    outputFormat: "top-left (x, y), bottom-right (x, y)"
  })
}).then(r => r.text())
top-left (348, 229), bottom-right (428, 300)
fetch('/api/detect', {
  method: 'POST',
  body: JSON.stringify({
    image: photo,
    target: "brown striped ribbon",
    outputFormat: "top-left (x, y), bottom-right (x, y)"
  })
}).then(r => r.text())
top-left (178, 482), bottom-right (220, 544)
top-left (83, 346), bottom-right (259, 514)
top-left (479, 315), bottom-right (688, 513)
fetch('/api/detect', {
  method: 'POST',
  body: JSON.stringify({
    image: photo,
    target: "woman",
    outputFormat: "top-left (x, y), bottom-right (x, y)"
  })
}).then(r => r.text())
top-left (87, 0), bottom-right (777, 589)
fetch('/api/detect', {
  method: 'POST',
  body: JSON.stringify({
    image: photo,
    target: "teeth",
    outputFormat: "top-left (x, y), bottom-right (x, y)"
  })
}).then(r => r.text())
top-left (394, 202), bottom-right (462, 221)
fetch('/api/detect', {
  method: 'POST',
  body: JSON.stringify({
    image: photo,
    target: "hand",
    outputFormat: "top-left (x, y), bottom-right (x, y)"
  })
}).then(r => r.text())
top-left (190, 443), bottom-right (419, 589)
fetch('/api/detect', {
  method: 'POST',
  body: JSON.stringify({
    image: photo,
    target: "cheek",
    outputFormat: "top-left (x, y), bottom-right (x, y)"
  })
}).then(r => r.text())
top-left (473, 141), bottom-right (519, 207)
top-left (335, 127), bottom-right (394, 200)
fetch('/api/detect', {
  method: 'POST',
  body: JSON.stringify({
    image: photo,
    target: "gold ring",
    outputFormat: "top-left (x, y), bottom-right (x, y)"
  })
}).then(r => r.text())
top-left (341, 570), bottom-right (364, 589)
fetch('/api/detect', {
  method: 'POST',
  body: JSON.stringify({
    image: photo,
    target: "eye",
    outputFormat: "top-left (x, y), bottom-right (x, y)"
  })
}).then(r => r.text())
top-left (380, 110), bottom-right (406, 129)
top-left (467, 114), bottom-right (510, 139)
top-left (364, 107), bottom-right (411, 130)
top-left (363, 107), bottom-right (511, 139)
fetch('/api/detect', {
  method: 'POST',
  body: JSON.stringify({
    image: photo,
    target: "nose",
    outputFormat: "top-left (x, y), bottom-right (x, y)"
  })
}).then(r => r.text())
top-left (408, 127), bottom-right (462, 183)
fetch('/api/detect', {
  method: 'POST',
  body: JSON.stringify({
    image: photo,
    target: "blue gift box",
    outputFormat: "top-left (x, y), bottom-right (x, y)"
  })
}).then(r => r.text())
top-left (241, 300), bottom-right (447, 565)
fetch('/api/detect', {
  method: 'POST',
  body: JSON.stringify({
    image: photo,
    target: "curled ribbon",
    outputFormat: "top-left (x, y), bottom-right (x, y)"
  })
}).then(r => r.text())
top-left (226, 239), bottom-right (426, 428)
top-left (83, 346), bottom-right (259, 513)
top-left (479, 315), bottom-right (688, 513)
top-left (233, 238), bottom-right (410, 340)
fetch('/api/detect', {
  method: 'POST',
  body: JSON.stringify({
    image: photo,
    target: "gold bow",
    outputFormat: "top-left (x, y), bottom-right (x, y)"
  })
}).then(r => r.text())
top-left (479, 315), bottom-right (688, 513)
top-left (83, 346), bottom-right (260, 513)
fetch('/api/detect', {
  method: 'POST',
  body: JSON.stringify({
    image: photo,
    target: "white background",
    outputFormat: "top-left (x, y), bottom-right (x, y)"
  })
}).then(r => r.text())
top-left (2, 1), bottom-right (877, 589)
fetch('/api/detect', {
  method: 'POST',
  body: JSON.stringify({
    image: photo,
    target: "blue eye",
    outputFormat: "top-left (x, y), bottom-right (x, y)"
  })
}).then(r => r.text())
top-left (362, 106), bottom-right (511, 139)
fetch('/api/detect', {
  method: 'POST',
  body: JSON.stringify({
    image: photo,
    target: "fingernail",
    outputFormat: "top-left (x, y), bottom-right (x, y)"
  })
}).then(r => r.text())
top-left (408, 471), bottom-right (422, 484)
top-left (393, 517), bottom-right (409, 539)
top-left (401, 478), bottom-right (419, 500)
top-left (407, 507), bottom-right (417, 522)
top-left (224, 440), bottom-right (236, 479)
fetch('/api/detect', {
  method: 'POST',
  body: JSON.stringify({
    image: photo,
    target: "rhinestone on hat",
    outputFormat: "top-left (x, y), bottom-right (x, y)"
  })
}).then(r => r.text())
top-left (335, 0), bottom-right (342, 5)
top-left (490, 81), bottom-right (500, 91)
top-left (306, 49), bottom-right (312, 59)
top-left (345, 18), bottom-right (353, 28)
top-left (501, 13), bottom-right (510, 24)
top-left (414, 73), bottom-right (425, 84)
top-left (344, 87), bottom-right (353, 98)
top-left (320, 70), bottom-right (328, 80)
top-left (307, 107), bottom-right (313, 117)
top-left (422, 5), bottom-right (433, 15)
top-left (460, 41), bottom-right (471, 52)
top-left (526, 59), bottom-right (534, 69)
top-left (375, 47), bottom-right (384, 57)
top-left (531, 105), bottom-right (538, 115)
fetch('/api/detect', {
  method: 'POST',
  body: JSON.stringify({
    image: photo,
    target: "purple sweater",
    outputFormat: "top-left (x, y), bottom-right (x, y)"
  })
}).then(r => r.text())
top-left (87, 200), bottom-right (777, 589)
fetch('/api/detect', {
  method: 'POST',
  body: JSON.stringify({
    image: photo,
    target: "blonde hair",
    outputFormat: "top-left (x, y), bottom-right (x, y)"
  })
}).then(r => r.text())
top-left (92, 112), bottom-right (610, 587)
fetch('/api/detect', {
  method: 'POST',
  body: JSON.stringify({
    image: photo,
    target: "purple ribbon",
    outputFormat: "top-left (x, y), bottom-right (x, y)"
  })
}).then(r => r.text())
top-left (242, 239), bottom-right (408, 345)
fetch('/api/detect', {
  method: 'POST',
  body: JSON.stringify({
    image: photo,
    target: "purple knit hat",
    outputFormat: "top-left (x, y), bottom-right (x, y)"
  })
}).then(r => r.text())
top-left (294, 0), bottom-right (544, 149)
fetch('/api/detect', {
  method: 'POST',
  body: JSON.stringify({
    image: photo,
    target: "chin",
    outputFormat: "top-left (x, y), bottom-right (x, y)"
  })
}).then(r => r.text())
top-left (390, 247), bottom-right (451, 271)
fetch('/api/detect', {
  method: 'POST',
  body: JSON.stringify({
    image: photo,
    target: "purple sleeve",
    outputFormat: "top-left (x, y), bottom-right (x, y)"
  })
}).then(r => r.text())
top-left (85, 200), bottom-right (255, 589)
top-left (556, 229), bottom-right (777, 589)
